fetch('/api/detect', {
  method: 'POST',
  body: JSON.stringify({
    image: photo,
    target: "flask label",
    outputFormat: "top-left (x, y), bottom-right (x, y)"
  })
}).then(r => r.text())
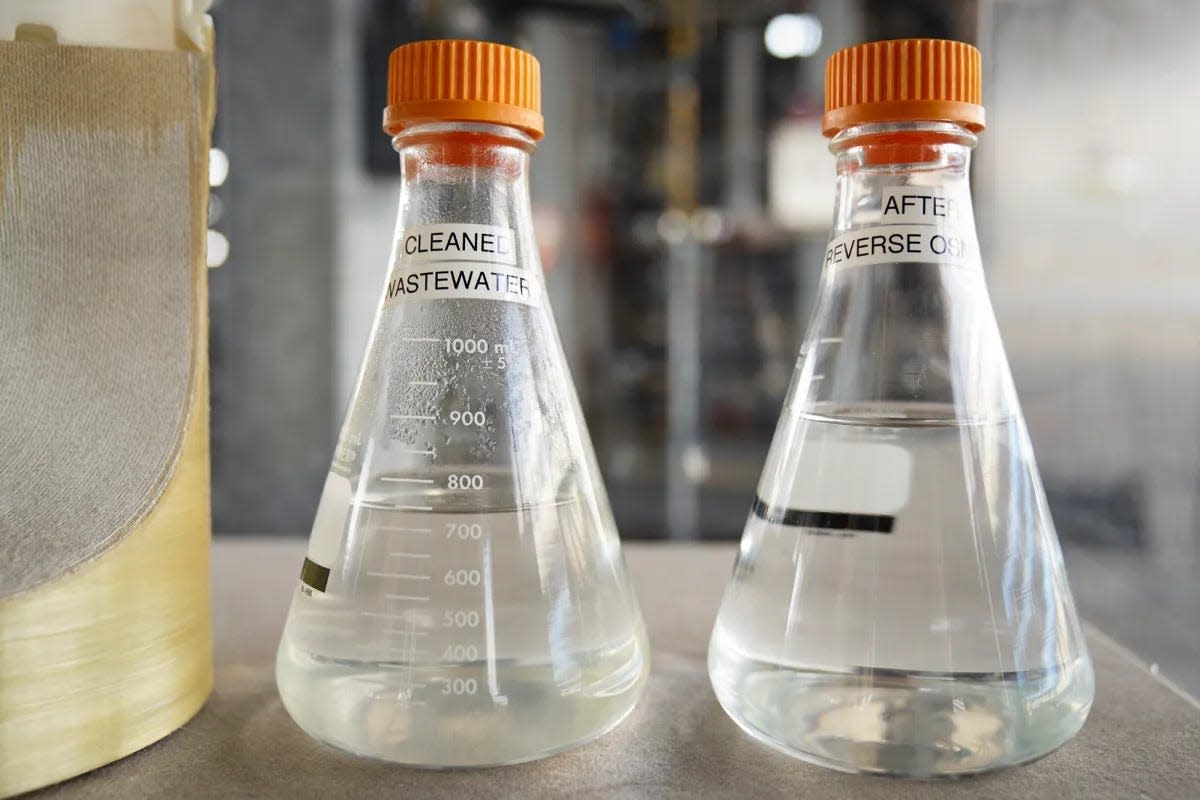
top-left (756, 438), bottom-right (912, 521)
top-left (397, 223), bottom-right (517, 266)
top-left (386, 224), bottom-right (541, 307)
top-left (879, 187), bottom-right (964, 225)
top-left (384, 262), bottom-right (540, 307)
top-left (301, 471), bottom-right (353, 593)
top-left (824, 223), bottom-right (978, 269)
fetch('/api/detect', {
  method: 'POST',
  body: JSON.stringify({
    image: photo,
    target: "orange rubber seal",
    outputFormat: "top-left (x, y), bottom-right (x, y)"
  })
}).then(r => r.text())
top-left (823, 39), bottom-right (984, 137)
top-left (383, 39), bottom-right (544, 140)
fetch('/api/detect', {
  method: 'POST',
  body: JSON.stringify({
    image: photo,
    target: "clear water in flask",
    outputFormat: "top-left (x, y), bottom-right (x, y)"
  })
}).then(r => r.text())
top-left (276, 263), bottom-right (649, 767)
top-left (278, 489), bottom-right (646, 766)
top-left (710, 402), bottom-right (1094, 775)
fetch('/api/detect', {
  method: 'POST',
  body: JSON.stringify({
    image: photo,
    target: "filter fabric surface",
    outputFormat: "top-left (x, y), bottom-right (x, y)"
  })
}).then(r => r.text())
top-left (0, 42), bottom-right (203, 599)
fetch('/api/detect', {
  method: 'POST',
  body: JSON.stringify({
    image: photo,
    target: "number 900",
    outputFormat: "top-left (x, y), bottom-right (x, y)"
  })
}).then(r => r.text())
top-left (449, 409), bottom-right (487, 427)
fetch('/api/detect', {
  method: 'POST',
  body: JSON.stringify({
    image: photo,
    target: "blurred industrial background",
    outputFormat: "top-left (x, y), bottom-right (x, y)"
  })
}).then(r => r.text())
top-left (205, 0), bottom-right (1200, 695)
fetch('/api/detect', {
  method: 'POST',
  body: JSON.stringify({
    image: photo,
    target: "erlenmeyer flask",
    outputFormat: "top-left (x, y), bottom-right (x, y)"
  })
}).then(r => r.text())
top-left (708, 40), bottom-right (1093, 776)
top-left (276, 40), bottom-right (649, 767)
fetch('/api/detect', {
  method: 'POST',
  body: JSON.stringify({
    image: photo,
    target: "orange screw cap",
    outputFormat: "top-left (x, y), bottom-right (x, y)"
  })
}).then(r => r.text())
top-left (383, 39), bottom-right (544, 140)
top-left (822, 39), bottom-right (984, 137)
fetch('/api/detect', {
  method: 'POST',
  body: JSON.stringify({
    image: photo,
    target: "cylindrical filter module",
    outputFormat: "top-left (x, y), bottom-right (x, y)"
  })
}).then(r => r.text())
top-left (0, 7), bottom-right (216, 796)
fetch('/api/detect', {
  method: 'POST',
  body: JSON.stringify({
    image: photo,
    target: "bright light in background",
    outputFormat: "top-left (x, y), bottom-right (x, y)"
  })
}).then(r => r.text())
top-left (209, 147), bottom-right (229, 187)
top-left (656, 209), bottom-right (690, 245)
top-left (764, 13), bottom-right (822, 59)
top-left (768, 118), bottom-right (829, 233)
top-left (690, 208), bottom-right (727, 244)
top-left (206, 229), bottom-right (229, 268)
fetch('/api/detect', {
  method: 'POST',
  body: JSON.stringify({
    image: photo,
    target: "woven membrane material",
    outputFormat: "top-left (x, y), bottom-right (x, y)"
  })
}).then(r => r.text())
top-left (0, 42), bottom-right (204, 599)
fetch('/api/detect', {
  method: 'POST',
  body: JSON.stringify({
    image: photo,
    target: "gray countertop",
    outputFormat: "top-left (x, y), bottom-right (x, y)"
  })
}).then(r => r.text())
top-left (32, 540), bottom-right (1200, 799)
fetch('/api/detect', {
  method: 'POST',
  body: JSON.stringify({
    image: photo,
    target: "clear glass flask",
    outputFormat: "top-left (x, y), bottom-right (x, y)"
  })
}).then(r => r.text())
top-left (708, 40), bottom-right (1093, 776)
top-left (276, 40), bottom-right (649, 767)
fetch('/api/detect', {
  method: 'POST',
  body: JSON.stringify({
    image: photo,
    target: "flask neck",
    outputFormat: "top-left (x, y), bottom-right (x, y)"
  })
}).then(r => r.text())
top-left (802, 120), bottom-right (1011, 422)
top-left (830, 121), bottom-right (977, 237)
top-left (390, 121), bottom-right (539, 271)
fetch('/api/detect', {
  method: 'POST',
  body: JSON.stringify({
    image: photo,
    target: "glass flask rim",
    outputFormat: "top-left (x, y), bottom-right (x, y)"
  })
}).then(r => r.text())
top-left (829, 120), bottom-right (978, 154)
top-left (390, 120), bottom-right (538, 153)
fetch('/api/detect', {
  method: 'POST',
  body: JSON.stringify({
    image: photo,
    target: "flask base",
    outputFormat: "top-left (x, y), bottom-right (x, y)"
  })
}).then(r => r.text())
top-left (709, 651), bottom-right (1093, 777)
top-left (276, 638), bottom-right (648, 767)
